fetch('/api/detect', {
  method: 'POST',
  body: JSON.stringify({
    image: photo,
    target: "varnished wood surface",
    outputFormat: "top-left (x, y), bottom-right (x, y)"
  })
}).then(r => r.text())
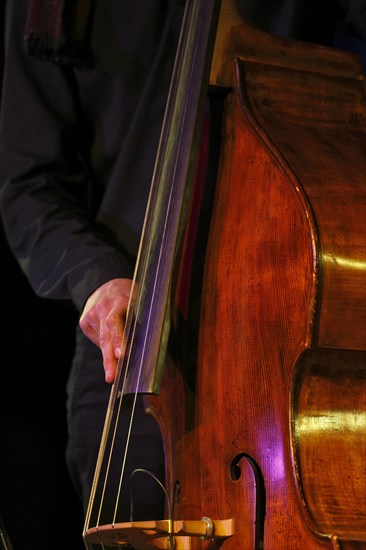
top-left (294, 349), bottom-right (366, 540)
top-left (148, 4), bottom-right (366, 548)
top-left (85, 2), bottom-right (366, 548)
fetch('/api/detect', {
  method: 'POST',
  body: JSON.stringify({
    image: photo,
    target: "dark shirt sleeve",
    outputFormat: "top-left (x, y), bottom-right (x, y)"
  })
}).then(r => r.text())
top-left (0, 0), bottom-right (135, 312)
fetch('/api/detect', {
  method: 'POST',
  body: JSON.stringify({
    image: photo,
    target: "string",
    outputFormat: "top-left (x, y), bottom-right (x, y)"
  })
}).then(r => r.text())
top-left (92, 69), bottom-right (183, 527)
top-left (92, 0), bottom-right (195, 527)
top-left (84, 0), bottom-right (219, 538)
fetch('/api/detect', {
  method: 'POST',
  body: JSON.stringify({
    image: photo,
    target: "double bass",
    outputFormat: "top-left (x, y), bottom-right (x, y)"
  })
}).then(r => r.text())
top-left (83, 1), bottom-right (366, 548)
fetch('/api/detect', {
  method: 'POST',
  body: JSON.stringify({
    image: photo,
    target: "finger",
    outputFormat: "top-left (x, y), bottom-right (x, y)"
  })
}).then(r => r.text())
top-left (106, 310), bottom-right (127, 361)
top-left (79, 306), bottom-right (100, 343)
top-left (99, 320), bottom-right (118, 383)
top-left (114, 338), bottom-right (127, 360)
top-left (82, 321), bottom-right (100, 345)
top-left (80, 315), bottom-right (118, 382)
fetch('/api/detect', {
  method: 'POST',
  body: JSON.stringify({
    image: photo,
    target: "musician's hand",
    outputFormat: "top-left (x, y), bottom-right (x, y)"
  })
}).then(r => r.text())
top-left (79, 278), bottom-right (134, 383)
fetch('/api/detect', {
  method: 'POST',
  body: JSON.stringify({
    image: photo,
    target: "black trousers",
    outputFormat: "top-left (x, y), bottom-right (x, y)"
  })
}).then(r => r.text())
top-left (66, 328), bottom-right (165, 524)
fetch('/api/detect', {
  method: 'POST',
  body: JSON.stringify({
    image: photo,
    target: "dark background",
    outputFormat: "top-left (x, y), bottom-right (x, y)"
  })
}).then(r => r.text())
top-left (0, 3), bottom-right (84, 548)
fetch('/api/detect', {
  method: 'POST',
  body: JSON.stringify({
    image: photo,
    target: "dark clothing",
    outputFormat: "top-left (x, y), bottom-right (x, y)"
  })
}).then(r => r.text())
top-left (239, 0), bottom-right (366, 44)
top-left (66, 328), bottom-right (166, 515)
top-left (0, 0), bottom-right (184, 521)
top-left (0, 0), bottom-right (183, 312)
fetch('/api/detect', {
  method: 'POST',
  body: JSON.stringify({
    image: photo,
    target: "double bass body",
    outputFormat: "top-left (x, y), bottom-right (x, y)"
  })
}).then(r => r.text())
top-left (82, 2), bottom-right (366, 547)
top-left (149, 2), bottom-right (366, 548)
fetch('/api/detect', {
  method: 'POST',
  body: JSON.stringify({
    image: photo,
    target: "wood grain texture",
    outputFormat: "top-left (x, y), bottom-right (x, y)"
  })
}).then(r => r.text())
top-left (149, 10), bottom-right (366, 548)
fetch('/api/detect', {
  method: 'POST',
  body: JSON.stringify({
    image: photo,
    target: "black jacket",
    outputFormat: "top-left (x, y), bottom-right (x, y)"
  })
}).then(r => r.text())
top-left (0, 0), bottom-right (183, 311)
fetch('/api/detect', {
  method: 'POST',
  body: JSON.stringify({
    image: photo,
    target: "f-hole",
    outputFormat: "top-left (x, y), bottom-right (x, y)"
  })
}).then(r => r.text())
top-left (230, 453), bottom-right (266, 549)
